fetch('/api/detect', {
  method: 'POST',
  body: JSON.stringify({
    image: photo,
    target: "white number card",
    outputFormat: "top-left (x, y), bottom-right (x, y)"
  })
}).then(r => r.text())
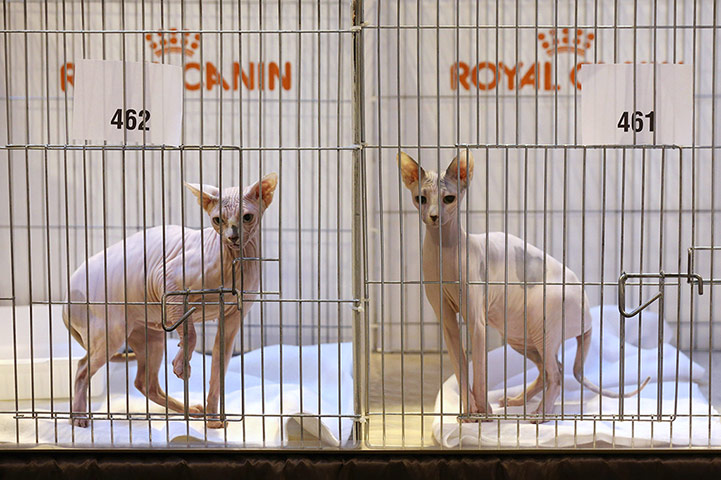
top-left (72, 59), bottom-right (183, 145)
top-left (581, 64), bottom-right (692, 146)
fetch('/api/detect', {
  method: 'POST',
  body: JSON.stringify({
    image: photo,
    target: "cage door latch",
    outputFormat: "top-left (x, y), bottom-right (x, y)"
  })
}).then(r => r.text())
top-left (618, 271), bottom-right (704, 319)
top-left (161, 287), bottom-right (236, 332)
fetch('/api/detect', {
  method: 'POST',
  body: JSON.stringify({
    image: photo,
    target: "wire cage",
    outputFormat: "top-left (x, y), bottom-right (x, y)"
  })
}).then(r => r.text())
top-left (1, 0), bottom-right (359, 447)
top-left (0, 0), bottom-right (720, 450)
top-left (364, 0), bottom-right (721, 448)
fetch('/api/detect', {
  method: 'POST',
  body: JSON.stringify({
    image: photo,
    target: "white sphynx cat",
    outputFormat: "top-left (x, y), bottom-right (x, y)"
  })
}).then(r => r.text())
top-left (398, 151), bottom-right (649, 421)
top-left (64, 173), bottom-right (278, 428)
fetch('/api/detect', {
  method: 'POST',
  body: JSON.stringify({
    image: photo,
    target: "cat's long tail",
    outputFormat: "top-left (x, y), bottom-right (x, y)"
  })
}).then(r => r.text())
top-left (573, 321), bottom-right (650, 399)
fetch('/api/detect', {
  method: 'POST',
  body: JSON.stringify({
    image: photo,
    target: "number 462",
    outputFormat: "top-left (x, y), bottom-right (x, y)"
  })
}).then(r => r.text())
top-left (110, 108), bottom-right (150, 131)
top-left (617, 111), bottom-right (655, 133)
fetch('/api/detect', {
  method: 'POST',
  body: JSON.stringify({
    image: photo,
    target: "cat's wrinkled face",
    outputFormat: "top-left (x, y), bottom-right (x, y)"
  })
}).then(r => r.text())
top-left (397, 151), bottom-right (474, 228)
top-left (185, 173), bottom-right (278, 250)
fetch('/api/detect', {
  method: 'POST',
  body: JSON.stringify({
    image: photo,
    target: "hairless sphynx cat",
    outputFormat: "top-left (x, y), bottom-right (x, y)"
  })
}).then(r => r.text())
top-left (64, 173), bottom-right (277, 428)
top-left (398, 151), bottom-right (648, 421)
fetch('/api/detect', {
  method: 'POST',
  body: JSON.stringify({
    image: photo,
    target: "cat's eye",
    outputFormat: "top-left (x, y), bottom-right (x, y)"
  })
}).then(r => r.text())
top-left (212, 216), bottom-right (221, 226)
top-left (243, 213), bottom-right (254, 223)
top-left (443, 195), bottom-right (456, 204)
top-left (415, 195), bottom-right (427, 205)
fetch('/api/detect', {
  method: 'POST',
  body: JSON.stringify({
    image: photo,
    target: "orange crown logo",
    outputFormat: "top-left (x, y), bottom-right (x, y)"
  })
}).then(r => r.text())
top-left (145, 29), bottom-right (200, 57)
top-left (538, 28), bottom-right (595, 56)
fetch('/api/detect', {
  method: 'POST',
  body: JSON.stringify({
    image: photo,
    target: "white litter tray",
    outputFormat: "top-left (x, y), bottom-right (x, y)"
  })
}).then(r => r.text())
top-left (0, 305), bottom-right (106, 401)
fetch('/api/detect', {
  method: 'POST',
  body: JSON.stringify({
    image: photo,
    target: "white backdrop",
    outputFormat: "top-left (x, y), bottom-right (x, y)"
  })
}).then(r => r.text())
top-left (0, 0), bottom-right (355, 350)
top-left (364, 0), bottom-right (721, 352)
top-left (1, 0), bottom-right (720, 354)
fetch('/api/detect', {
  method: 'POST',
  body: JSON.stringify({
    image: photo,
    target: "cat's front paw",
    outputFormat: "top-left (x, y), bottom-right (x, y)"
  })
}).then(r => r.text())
top-left (71, 415), bottom-right (89, 428)
top-left (461, 394), bottom-right (492, 423)
top-left (205, 413), bottom-right (229, 429)
top-left (207, 419), bottom-right (227, 429)
top-left (172, 354), bottom-right (191, 379)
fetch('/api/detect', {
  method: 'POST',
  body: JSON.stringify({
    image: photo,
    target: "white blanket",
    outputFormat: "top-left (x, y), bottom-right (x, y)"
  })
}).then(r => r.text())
top-left (0, 322), bottom-right (354, 447)
top-left (433, 305), bottom-right (721, 447)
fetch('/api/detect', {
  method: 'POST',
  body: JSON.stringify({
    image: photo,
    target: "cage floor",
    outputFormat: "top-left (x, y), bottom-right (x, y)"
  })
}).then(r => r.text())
top-left (1, 306), bottom-right (719, 448)
top-left (367, 352), bottom-right (453, 448)
top-left (283, 352), bottom-right (450, 448)
top-left (366, 351), bottom-right (721, 448)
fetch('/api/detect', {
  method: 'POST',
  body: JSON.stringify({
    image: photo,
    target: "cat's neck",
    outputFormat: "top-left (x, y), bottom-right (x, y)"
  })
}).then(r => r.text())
top-left (424, 215), bottom-right (467, 249)
top-left (240, 234), bottom-right (259, 260)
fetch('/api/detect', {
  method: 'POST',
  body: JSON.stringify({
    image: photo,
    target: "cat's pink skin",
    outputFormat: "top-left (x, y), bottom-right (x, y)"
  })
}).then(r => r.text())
top-left (398, 152), bottom-right (648, 422)
top-left (64, 174), bottom-right (278, 429)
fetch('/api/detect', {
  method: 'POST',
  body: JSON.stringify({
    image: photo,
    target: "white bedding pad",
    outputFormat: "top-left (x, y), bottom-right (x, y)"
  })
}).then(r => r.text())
top-left (433, 305), bottom-right (721, 447)
top-left (0, 311), bottom-right (354, 448)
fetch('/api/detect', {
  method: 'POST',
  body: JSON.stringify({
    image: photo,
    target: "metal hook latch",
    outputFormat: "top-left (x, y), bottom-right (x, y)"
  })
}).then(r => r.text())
top-left (618, 271), bottom-right (704, 319)
top-left (161, 287), bottom-right (237, 332)
top-left (161, 290), bottom-right (196, 332)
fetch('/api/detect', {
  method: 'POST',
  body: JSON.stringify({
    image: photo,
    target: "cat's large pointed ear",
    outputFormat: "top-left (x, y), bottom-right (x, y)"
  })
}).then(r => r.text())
top-left (185, 183), bottom-right (220, 212)
top-left (246, 172), bottom-right (279, 209)
top-left (397, 152), bottom-right (426, 189)
top-left (445, 149), bottom-right (474, 188)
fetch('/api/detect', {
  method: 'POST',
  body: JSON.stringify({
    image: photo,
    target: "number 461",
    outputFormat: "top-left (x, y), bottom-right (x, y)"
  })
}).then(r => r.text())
top-left (617, 111), bottom-right (655, 133)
